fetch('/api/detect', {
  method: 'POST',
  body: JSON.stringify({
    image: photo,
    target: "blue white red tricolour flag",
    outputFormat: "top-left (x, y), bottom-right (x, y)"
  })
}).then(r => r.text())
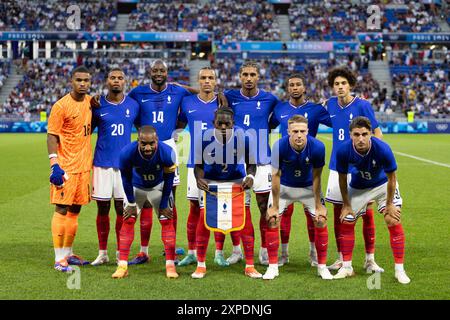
top-left (204, 183), bottom-right (245, 234)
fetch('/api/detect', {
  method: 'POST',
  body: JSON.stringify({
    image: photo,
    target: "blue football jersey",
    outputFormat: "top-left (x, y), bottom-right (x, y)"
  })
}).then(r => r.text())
top-left (272, 135), bottom-right (325, 188)
top-left (178, 95), bottom-right (218, 168)
top-left (129, 83), bottom-right (191, 141)
top-left (225, 89), bottom-right (279, 165)
top-left (336, 137), bottom-right (397, 189)
top-left (326, 96), bottom-right (379, 171)
top-left (119, 141), bottom-right (176, 202)
top-left (196, 127), bottom-right (254, 181)
top-left (271, 101), bottom-right (331, 137)
top-left (92, 95), bottom-right (140, 168)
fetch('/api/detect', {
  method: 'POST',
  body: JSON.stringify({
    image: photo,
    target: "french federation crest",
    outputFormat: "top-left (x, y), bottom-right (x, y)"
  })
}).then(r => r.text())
top-left (204, 183), bottom-right (245, 234)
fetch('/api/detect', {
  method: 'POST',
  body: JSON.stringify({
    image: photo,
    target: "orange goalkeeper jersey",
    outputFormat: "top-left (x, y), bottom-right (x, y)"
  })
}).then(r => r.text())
top-left (47, 93), bottom-right (93, 173)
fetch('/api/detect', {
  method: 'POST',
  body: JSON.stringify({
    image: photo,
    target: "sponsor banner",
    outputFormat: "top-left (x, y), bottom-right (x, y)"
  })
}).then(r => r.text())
top-left (358, 33), bottom-right (450, 43)
top-left (428, 122), bottom-right (450, 133)
top-left (0, 32), bottom-right (210, 42)
top-left (216, 41), bottom-right (338, 52)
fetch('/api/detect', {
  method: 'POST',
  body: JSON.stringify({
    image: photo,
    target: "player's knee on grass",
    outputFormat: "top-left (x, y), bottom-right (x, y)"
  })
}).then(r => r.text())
top-left (97, 200), bottom-right (111, 215)
top-left (114, 200), bottom-right (124, 216)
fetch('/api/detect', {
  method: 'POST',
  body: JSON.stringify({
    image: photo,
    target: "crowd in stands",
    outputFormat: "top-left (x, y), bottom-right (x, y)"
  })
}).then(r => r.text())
top-left (0, 57), bottom-right (189, 119)
top-left (0, 60), bottom-right (10, 91)
top-left (0, 0), bottom-right (117, 31)
top-left (390, 65), bottom-right (449, 118)
top-left (289, 0), bottom-right (443, 41)
top-left (128, 0), bottom-right (280, 41)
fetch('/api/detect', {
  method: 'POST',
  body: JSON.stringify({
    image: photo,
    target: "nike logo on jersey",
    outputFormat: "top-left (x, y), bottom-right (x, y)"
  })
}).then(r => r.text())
top-left (330, 115), bottom-right (336, 118)
top-left (232, 102), bottom-right (240, 105)
top-left (100, 113), bottom-right (108, 117)
top-left (280, 115), bottom-right (289, 119)
top-left (141, 99), bottom-right (151, 103)
top-left (188, 110), bottom-right (197, 113)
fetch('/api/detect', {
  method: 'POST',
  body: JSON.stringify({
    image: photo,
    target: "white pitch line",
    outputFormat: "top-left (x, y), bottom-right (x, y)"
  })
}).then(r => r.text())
top-left (393, 151), bottom-right (450, 169)
top-left (317, 135), bottom-right (450, 169)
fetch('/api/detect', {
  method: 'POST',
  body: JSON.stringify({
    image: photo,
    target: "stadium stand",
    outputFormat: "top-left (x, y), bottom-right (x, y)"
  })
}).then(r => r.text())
top-left (0, 0), bottom-right (117, 31)
top-left (0, 57), bottom-right (189, 120)
top-left (127, 0), bottom-right (281, 41)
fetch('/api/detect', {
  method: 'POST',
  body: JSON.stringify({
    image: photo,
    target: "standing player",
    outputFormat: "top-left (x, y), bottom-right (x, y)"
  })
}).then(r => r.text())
top-left (334, 117), bottom-right (410, 284)
top-left (126, 59), bottom-right (193, 264)
top-left (176, 67), bottom-right (242, 267)
top-left (225, 61), bottom-right (279, 266)
top-left (112, 126), bottom-right (178, 279)
top-left (48, 66), bottom-right (92, 272)
top-left (90, 68), bottom-right (140, 266)
top-left (266, 115), bottom-right (333, 280)
top-left (191, 107), bottom-right (260, 279)
top-left (271, 74), bottom-right (332, 266)
top-left (324, 67), bottom-right (384, 273)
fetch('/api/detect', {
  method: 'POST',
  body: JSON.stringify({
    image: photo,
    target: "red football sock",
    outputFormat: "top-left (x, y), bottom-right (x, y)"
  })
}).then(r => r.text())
top-left (96, 214), bottom-right (110, 251)
top-left (160, 218), bottom-right (176, 261)
top-left (140, 207), bottom-right (152, 247)
top-left (259, 215), bottom-right (267, 248)
top-left (362, 207), bottom-right (376, 254)
top-left (115, 214), bottom-right (123, 250)
top-left (340, 223), bottom-right (355, 262)
top-left (280, 204), bottom-right (293, 244)
top-left (214, 232), bottom-right (225, 251)
top-left (172, 204), bottom-right (178, 234)
top-left (266, 227), bottom-right (279, 264)
top-left (187, 201), bottom-right (200, 251)
top-left (304, 210), bottom-right (315, 243)
top-left (388, 223), bottom-right (405, 264)
top-left (119, 216), bottom-right (136, 261)
top-left (241, 206), bottom-right (255, 265)
top-left (231, 230), bottom-right (241, 246)
top-left (333, 204), bottom-right (343, 253)
top-left (196, 208), bottom-right (210, 263)
top-left (315, 226), bottom-right (329, 265)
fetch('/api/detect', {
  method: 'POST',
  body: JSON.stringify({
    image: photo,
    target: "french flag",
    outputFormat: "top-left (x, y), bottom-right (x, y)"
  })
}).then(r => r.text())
top-left (204, 183), bottom-right (245, 234)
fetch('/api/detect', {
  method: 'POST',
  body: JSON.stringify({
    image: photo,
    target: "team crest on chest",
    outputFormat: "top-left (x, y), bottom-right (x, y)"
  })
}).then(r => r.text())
top-left (167, 96), bottom-right (172, 104)
top-left (256, 101), bottom-right (261, 109)
top-left (126, 109), bottom-right (130, 118)
top-left (305, 157), bottom-right (310, 165)
top-left (304, 112), bottom-right (308, 118)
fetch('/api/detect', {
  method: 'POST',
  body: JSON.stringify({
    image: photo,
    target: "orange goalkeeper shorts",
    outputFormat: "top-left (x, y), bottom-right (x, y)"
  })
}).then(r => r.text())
top-left (50, 171), bottom-right (91, 206)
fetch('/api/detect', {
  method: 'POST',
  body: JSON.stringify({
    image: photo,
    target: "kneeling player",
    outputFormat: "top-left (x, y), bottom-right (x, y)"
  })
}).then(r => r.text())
top-left (266, 115), bottom-right (333, 280)
top-left (192, 107), bottom-right (261, 279)
top-left (334, 117), bottom-right (410, 284)
top-left (112, 126), bottom-right (178, 279)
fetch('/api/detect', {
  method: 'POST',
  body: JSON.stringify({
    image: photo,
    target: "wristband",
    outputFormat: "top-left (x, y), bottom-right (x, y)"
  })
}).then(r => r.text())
top-left (49, 154), bottom-right (58, 166)
top-left (245, 174), bottom-right (255, 181)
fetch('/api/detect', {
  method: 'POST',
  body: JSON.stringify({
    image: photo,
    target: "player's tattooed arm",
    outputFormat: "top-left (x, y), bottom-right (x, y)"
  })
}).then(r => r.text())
top-left (312, 166), bottom-right (327, 224)
top-left (194, 164), bottom-right (209, 191)
top-left (172, 83), bottom-right (199, 94)
top-left (338, 172), bottom-right (354, 222)
top-left (384, 171), bottom-right (401, 224)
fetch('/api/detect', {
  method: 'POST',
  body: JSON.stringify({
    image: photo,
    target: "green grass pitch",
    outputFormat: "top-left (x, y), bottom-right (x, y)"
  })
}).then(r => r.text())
top-left (0, 133), bottom-right (449, 300)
